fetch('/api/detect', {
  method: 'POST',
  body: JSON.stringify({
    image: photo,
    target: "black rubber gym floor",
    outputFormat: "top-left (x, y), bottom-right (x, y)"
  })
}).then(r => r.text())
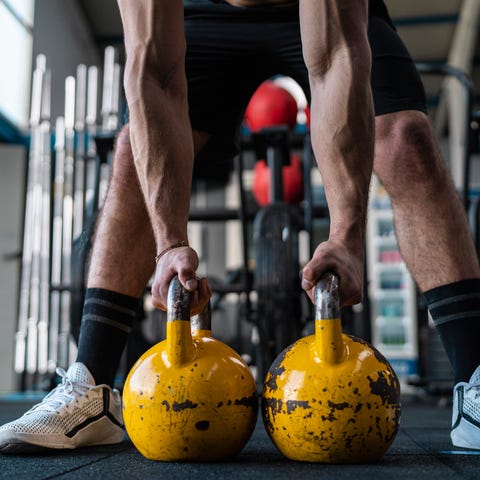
top-left (1, 395), bottom-right (479, 480)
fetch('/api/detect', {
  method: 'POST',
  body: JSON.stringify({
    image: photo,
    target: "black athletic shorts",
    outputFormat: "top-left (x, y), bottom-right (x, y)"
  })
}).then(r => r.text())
top-left (183, 0), bottom-right (427, 177)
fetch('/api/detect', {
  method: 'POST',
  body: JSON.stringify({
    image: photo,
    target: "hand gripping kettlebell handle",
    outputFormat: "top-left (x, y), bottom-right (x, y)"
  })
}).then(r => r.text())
top-left (167, 275), bottom-right (192, 322)
top-left (314, 272), bottom-right (340, 320)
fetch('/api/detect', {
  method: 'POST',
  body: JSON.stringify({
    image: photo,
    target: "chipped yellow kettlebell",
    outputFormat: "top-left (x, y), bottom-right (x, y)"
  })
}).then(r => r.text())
top-left (262, 273), bottom-right (401, 463)
top-left (122, 276), bottom-right (258, 461)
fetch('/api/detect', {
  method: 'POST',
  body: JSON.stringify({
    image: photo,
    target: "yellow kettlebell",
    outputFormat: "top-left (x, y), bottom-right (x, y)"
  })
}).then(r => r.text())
top-left (122, 276), bottom-right (258, 461)
top-left (262, 272), bottom-right (401, 463)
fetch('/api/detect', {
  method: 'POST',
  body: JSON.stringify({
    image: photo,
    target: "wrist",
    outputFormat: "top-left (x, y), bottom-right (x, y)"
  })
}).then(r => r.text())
top-left (155, 240), bottom-right (190, 263)
top-left (328, 224), bottom-right (366, 253)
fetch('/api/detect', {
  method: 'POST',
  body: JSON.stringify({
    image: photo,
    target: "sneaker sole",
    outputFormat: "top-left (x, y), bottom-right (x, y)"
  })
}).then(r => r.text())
top-left (0, 435), bottom-right (126, 455)
top-left (0, 439), bottom-right (127, 455)
top-left (0, 442), bottom-right (72, 454)
top-left (0, 417), bottom-right (125, 454)
top-left (451, 417), bottom-right (480, 450)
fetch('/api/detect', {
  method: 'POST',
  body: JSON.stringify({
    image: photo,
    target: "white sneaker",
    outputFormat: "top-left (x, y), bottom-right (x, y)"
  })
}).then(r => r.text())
top-left (451, 365), bottom-right (480, 449)
top-left (0, 362), bottom-right (125, 453)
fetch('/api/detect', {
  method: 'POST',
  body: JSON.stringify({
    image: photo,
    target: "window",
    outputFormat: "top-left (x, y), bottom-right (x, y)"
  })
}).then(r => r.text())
top-left (0, 0), bottom-right (35, 130)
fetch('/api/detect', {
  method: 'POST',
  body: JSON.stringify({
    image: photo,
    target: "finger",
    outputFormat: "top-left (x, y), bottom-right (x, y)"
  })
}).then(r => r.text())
top-left (340, 282), bottom-right (363, 307)
top-left (178, 267), bottom-right (198, 292)
top-left (198, 277), bottom-right (212, 299)
top-left (150, 268), bottom-right (176, 312)
top-left (189, 289), bottom-right (201, 315)
top-left (179, 272), bottom-right (198, 292)
top-left (151, 294), bottom-right (167, 311)
top-left (189, 278), bottom-right (212, 316)
top-left (301, 257), bottom-right (337, 292)
top-left (305, 286), bottom-right (316, 305)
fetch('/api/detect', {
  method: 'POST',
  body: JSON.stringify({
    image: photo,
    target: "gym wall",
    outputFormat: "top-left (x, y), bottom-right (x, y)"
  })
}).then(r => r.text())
top-left (32, 0), bottom-right (101, 121)
top-left (0, 146), bottom-right (26, 391)
top-left (0, 0), bottom-right (101, 392)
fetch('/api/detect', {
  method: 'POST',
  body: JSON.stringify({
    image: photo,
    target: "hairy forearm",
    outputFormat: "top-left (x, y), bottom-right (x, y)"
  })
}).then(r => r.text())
top-left (310, 53), bottom-right (373, 249)
top-left (300, 0), bottom-right (373, 253)
top-left (118, 0), bottom-right (193, 249)
top-left (129, 87), bottom-right (193, 247)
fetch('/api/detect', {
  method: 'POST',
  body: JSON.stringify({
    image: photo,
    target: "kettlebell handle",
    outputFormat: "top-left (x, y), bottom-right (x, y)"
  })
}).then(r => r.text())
top-left (314, 272), bottom-right (340, 320)
top-left (167, 275), bottom-right (192, 322)
top-left (166, 275), bottom-right (194, 366)
top-left (191, 302), bottom-right (212, 332)
top-left (313, 272), bottom-right (345, 364)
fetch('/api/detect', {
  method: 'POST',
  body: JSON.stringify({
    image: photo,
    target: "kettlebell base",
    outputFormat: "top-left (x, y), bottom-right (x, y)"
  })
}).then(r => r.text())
top-left (139, 445), bottom-right (246, 463)
top-left (274, 444), bottom-right (389, 464)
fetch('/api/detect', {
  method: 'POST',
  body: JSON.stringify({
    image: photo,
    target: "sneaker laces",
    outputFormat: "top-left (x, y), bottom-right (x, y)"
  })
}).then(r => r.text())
top-left (465, 382), bottom-right (480, 400)
top-left (25, 368), bottom-right (94, 415)
top-left (463, 366), bottom-right (480, 400)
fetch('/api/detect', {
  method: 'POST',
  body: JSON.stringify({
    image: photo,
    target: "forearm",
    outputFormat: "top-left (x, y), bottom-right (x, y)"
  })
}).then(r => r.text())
top-left (127, 79), bottom-right (193, 249)
top-left (118, 0), bottom-right (192, 250)
top-left (300, 0), bottom-right (373, 253)
top-left (310, 57), bottom-right (373, 252)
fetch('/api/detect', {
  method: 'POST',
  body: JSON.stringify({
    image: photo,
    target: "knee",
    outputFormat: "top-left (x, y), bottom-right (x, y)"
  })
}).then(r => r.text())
top-left (111, 124), bottom-right (136, 179)
top-left (374, 111), bottom-right (447, 194)
top-left (113, 124), bottom-right (131, 157)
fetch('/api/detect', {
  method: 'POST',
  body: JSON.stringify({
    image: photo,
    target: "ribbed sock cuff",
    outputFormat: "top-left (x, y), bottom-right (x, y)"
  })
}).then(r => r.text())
top-left (77, 288), bottom-right (141, 386)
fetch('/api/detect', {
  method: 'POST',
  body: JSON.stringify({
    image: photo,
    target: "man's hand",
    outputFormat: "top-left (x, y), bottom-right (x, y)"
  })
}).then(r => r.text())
top-left (301, 240), bottom-right (364, 307)
top-left (151, 246), bottom-right (212, 315)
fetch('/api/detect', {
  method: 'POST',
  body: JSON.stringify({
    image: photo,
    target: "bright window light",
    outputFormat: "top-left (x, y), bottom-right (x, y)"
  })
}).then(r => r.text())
top-left (0, 0), bottom-right (34, 129)
top-left (3, 0), bottom-right (34, 25)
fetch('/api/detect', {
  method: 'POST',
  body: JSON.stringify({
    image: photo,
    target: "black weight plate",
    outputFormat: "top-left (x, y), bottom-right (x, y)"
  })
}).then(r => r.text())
top-left (253, 203), bottom-right (303, 376)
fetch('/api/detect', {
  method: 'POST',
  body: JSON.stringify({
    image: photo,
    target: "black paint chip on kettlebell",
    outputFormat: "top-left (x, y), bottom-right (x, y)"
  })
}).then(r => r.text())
top-left (195, 420), bottom-right (210, 431)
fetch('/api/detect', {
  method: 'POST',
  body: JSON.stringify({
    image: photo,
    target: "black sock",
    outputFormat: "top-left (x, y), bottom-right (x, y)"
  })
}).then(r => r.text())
top-left (76, 288), bottom-right (140, 386)
top-left (424, 279), bottom-right (480, 384)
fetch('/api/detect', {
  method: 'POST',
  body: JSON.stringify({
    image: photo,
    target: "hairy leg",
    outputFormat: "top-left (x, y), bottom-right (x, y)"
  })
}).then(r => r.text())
top-left (374, 110), bottom-right (480, 291)
top-left (86, 125), bottom-right (157, 296)
top-left (86, 126), bottom-right (212, 296)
